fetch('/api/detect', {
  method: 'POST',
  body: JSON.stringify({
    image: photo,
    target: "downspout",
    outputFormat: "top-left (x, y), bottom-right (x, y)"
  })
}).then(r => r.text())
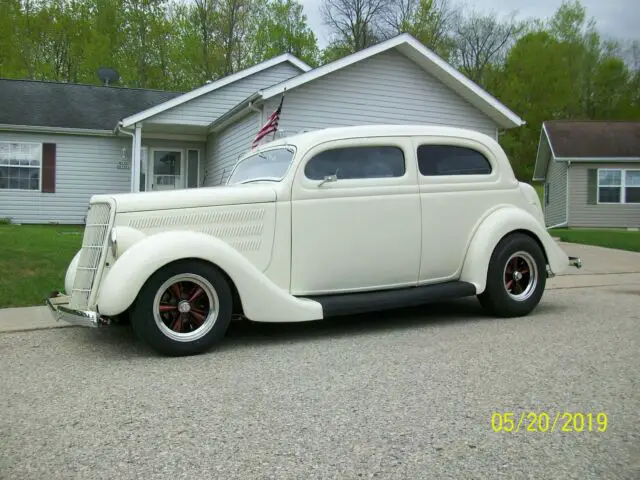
top-left (565, 160), bottom-right (571, 227)
top-left (116, 123), bottom-right (137, 193)
top-left (248, 100), bottom-right (263, 124)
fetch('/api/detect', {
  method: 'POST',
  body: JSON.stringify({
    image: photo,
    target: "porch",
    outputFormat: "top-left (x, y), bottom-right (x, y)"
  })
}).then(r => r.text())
top-left (119, 121), bottom-right (211, 193)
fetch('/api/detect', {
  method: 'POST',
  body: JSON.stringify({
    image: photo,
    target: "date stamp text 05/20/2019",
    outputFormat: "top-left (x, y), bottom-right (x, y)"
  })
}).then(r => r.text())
top-left (491, 412), bottom-right (608, 433)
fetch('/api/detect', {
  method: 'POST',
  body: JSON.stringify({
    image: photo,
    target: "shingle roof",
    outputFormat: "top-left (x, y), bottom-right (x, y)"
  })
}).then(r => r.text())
top-left (0, 78), bottom-right (183, 130)
top-left (544, 120), bottom-right (640, 158)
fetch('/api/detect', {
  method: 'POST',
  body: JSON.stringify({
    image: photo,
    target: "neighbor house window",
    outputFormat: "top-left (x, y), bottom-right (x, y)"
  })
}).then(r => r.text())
top-left (0, 142), bottom-right (42, 191)
top-left (597, 168), bottom-right (640, 204)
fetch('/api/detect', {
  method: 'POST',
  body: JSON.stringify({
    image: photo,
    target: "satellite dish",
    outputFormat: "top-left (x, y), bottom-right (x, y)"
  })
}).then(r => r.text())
top-left (97, 67), bottom-right (120, 86)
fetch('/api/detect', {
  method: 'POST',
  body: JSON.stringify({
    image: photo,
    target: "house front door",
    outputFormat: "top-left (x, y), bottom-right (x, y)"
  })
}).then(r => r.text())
top-left (149, 149), bottom-right (184, 191)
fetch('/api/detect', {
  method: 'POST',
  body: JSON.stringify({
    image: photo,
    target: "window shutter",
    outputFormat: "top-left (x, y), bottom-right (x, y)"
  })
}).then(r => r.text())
top-left (41, 143), bottom-right (56, 193)
top-left (586, 168), bottom-right (598, 205)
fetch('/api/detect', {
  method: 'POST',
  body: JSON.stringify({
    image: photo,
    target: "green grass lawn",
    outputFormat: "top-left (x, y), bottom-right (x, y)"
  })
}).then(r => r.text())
top-left (0, 220), bottom-right (638, 310)
top-left (550, 228), bottom-right (640, 252)
top-left (0, 224), bottom-right (83, 308)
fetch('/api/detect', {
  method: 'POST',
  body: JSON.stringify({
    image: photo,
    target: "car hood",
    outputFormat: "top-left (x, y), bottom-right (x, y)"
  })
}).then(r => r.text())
top-left (90, 184), bottom-right (277, 213)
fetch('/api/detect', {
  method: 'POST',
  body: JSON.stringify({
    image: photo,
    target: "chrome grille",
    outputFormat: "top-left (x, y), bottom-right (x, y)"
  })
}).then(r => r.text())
top-left (70, 202), bottom-right (113, 310)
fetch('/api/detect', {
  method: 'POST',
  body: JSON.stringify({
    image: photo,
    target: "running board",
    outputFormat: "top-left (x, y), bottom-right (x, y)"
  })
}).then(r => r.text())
top-left (300, 281), bottom-right (477, 318)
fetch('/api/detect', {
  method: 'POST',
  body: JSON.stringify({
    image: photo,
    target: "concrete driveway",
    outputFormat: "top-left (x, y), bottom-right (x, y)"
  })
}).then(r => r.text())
top-left (0, 242), bottom-right (638, 480)
top-left (547, 241), bottom-right (640, 289)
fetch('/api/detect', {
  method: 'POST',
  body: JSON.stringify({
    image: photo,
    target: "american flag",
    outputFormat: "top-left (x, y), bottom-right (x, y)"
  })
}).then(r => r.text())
top-left (251, 95), bottom-right (284, 148)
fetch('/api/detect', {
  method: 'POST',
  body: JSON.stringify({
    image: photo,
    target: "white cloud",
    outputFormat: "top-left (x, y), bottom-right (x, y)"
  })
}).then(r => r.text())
top-left (299, 0), bottom-right (640, 50)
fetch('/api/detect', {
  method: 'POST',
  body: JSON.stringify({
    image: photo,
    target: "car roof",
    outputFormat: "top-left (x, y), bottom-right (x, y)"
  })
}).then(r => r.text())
top-left (257, 124), bottom-right (496, 151)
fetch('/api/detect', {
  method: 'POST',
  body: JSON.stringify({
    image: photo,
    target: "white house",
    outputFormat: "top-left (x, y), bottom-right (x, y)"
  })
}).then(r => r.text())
top-left (0, 33), bottom-right (524, 224)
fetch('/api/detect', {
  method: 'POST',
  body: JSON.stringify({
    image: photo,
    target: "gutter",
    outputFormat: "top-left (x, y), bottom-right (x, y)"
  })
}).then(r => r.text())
top-left (208, 91), bottom-right (263, 134)
top-left (248, 101), bottom-right (263, 124)
top-left (555, 156), bottom-right (640, 162)
top-left (0, 123), bottom-right (114, 137)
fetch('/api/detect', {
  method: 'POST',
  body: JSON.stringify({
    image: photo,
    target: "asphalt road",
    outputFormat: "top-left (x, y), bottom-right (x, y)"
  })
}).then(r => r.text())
top-left (1, 286), bottom-right (638, 480)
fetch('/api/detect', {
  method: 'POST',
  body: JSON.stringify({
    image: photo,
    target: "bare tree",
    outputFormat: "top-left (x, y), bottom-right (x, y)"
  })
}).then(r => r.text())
top-left (382, 0), bottom-right (459, 59)
top-left (193, 0), bottom-right (220, 80)
top-left (321, 0), bottom-right (392, 53)
top-left (451, 9), bottom-right (524, 83)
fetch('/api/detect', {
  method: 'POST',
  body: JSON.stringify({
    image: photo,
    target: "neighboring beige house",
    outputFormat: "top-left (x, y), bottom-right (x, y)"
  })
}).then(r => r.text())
top-left (533, 120), bottom-right (640, 229)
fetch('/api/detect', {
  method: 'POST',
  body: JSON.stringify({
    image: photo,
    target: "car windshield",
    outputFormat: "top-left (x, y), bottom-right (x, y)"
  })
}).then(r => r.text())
top-left (227, 147), bottom-right (295, 185)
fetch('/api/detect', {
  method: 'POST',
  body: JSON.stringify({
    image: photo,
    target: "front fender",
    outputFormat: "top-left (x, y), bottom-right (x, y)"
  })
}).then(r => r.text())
top-left (460, 206), bottom-right (570, 293)
top-left (96, 230), bottom-right (323, 322)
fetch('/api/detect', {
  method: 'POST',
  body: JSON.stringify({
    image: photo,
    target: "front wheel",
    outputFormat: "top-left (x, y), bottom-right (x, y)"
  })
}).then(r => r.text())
top-left (477, 233), bottom-right (547, 318)
top-left (130, 260), bottom-right (233, 356)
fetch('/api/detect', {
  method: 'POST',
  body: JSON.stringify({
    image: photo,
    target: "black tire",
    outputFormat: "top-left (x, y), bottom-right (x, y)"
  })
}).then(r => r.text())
top-left (477, 233), bottom-right (547, 318)
top-left (130, 259), bottom-right (233, 356)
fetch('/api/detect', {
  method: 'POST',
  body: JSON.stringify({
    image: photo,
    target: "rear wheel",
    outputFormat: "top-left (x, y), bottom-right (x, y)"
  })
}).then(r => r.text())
top-left (130, 260), bottom-right (233, 356)
top-left (477, 233), bottom-right (547, 318)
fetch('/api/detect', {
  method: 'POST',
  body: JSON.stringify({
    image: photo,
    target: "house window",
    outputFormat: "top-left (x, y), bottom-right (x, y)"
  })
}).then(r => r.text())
top-left (597, 168), bottom-right (640, 204)
top-left (304, 146), bottom-right (405, 180)
top-left (0, 142), bottom-right (42, 191)
top-left (417, 145), bottom-right (492, 176)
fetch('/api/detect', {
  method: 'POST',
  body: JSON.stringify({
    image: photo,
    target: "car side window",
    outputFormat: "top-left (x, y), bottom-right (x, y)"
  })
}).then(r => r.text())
top-left (304, 146), bottom-right (406, 180)
top-left (417, 144), bottom-right (492, 176)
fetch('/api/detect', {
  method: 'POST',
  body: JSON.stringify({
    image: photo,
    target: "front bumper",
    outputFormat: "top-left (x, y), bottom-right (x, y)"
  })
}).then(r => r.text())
top-left (45, 292), bottom-right (104, 328)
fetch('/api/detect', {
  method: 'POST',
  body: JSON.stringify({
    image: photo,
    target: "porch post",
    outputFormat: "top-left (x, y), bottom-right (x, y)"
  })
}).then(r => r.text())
top-left (131, 123), bottom-right (142, 193)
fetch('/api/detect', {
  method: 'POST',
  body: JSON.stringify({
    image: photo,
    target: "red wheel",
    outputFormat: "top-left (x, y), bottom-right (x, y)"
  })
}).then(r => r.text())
top-left (130, 260), bottom-right (233, 356)
top-left (153, 273), bottom-right (219, 342)
top-left (477, 233), bottom-right (546, 318)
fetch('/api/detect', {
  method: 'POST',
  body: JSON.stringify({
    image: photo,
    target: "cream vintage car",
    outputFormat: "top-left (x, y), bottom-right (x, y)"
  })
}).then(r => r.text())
top-left (47, 125), bottom-right (582, 356)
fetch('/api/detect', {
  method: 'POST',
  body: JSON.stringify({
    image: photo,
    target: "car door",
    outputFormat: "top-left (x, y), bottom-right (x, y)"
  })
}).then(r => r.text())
top-left (413, 135), bottom-right (504, 283)
top-left (289, 136), bottom-right (422, 295)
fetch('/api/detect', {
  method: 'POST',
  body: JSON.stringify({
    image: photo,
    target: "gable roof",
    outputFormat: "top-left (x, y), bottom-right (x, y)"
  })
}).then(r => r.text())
top-left (118, 53), bottom-right (311, 128)
top-left (544, 120), bottom-right (640, 159)
top-left (0, 78), bottom-right (182, 132)
top-left (532, 120), bottom-right (640, 181)
top-left (210, 33), bottom-right (525, 132)
top-left (0, 79), bottom-right (180, 131)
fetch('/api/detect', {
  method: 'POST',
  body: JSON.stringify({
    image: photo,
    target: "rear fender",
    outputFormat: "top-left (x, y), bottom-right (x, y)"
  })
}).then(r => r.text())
top-left (460, 206), bottom-right (570, 293)
top-left (96, 230), bottom-right (322, 322)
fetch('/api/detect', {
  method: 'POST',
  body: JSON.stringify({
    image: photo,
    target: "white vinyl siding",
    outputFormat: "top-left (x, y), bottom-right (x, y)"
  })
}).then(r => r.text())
top-left (205, 113), bottom-right (260, 186)
top-left (0, 131), bottom-right (129, 224)
top-left (260, 50), bottom-right (499, 138)
top-left (146, 63), bottom-right (301, 126)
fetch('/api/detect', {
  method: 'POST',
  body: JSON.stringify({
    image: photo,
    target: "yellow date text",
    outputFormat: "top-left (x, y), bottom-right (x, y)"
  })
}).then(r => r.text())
top-left (491, 412), bottom-right (608, 433)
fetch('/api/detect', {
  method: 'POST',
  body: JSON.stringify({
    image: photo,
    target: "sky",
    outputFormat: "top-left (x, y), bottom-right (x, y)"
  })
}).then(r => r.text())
top-left (299, 0), bottom-right (639, 50)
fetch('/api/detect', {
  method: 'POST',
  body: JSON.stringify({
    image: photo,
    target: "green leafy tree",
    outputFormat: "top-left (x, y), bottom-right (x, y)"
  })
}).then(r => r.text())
top-left (489, 30), bottom-right (578, 179)
top-left (119, 0), bottom-right (174, 88)
top-left (213, 0), bottom-right (253, 75)
top-left (246, 0), bottom-right (320, 67)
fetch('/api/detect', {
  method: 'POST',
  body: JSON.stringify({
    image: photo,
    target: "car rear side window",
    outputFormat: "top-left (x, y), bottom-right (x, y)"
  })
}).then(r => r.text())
top-left (304, 146), bottom-right (406, 180)
top-left (417, 145), bottom-right (492, 176)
